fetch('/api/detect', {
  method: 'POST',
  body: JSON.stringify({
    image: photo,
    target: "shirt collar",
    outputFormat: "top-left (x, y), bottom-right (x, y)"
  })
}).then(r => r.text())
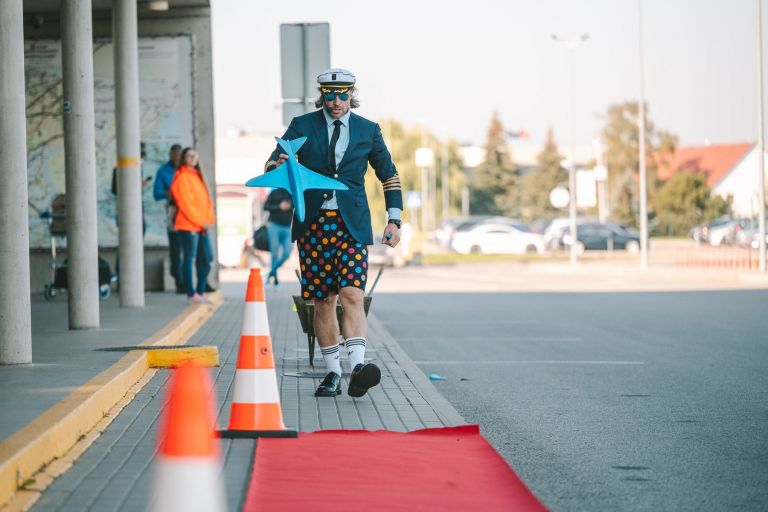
top-left (322, 107), bottom-right (350, 127)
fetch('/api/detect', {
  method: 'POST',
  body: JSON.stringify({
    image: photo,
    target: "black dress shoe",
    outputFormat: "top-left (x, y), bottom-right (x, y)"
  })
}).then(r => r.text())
top-left (348, 363), bottom-right (381, 398)
top-left (315, 371), bottom-right (342, 397)
top-left (204, 282), bottom-right (217, 293)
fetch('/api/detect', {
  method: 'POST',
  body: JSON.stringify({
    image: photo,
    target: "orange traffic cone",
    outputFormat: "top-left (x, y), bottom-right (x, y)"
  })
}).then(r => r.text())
top-left (149, 362), bottom-right (226, 512)
top-left (219, 268), bottom-right (297, 438)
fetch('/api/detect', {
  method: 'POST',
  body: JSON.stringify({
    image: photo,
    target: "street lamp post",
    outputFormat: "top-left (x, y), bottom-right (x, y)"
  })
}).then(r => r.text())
top-left (758, 0), bottom-right (767, 272)
top-left (415, 146), bottom-right (435, 235)
top-left (552, 33), bottom-right (589, 266)
top-left (593, 137), bottom-right (608, 223)
top-left (638, 0), bottom-right (650, 270)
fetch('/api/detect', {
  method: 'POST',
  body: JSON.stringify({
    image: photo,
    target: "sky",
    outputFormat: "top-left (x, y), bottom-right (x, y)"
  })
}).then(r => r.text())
top-left (211, 0), bottom-right (765, 151)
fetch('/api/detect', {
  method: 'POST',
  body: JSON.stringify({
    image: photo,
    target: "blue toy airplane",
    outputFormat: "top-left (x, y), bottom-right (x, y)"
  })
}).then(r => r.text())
top-left (245, 136), bottom-right (349, 222)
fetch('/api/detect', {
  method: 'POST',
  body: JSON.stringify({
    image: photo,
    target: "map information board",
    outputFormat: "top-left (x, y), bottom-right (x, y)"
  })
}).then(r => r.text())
top-left (25, 36), bottom-right (194, 248)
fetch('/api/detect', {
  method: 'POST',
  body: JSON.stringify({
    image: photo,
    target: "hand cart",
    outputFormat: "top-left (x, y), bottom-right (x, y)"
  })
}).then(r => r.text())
top-left (292, 266), bottom-right (383, 367)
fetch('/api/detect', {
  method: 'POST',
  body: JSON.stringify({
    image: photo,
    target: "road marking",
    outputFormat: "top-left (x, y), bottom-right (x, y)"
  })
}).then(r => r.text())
top-left (399, 337), bottom-right (582, 342)
top-left (413, 360), bottom-right (645, 365)
top-left (396, 320), bottom-right (540, 325)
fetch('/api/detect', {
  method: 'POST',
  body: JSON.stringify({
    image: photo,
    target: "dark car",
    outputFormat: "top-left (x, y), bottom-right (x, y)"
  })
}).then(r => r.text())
top-left (563, 222), bottom-right (641, 254)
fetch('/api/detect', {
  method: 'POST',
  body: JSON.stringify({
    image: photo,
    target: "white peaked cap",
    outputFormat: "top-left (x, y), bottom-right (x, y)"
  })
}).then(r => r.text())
top-left (317, 68), bottom-right (356, 86)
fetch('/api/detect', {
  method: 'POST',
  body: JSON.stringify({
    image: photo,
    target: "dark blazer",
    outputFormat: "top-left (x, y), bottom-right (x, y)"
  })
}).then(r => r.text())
top-left (266, 109), bottom-right (403, 245)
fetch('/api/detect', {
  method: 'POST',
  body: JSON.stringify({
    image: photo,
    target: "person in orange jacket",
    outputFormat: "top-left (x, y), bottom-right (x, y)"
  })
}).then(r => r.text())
top-left (170, 147), bottom-right (215, 303)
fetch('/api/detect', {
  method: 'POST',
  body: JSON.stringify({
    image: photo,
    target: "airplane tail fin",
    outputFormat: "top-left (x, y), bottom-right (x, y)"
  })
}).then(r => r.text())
top-left (275, 136), bottom-right (307, 156)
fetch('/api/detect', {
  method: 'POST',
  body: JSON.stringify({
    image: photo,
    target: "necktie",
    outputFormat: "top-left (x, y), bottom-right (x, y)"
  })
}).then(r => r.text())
top-left (329, 120), bottom-right (342, 170)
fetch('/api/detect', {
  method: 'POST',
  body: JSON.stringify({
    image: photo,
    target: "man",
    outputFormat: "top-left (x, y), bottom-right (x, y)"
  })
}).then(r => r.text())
top-left (263, 188), bottom-right (293, 286)
top-left (264, 68), bottom-right (402, 398)
top-left (153, 144), bottom-right (184, 293)
top-left (154, 144), bottom-right (217, 294)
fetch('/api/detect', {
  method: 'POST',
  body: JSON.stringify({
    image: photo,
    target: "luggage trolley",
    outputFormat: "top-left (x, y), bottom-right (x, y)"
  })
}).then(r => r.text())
top-left (41, 194), bottom-right (116, 301)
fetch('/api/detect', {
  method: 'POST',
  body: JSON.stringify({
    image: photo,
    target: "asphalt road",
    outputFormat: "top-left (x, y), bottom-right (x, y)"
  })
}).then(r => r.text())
top-left (374, 287), bottom-right (768, 511)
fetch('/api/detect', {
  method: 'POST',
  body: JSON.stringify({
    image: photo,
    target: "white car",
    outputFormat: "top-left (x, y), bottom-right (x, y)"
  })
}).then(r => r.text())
top-left (450, 223), bottom-right (545, 255)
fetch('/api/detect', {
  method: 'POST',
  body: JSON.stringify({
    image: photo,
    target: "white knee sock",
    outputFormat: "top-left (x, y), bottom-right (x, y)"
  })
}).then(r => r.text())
top-left (320, 343), bottom-right (341, 376)
top-left (346, 337), bottom-right (367, 369)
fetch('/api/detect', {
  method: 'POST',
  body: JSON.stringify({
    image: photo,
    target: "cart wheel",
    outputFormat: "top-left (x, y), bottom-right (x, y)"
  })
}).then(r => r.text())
top-left (44, 284), bottom-right (56, 302)
top-left (99, 284), bottom-right (111, 300)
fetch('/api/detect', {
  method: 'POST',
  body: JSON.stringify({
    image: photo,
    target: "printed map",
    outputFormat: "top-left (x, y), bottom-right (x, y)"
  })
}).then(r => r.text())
top-left (26, 36), bottom-right (193, 248)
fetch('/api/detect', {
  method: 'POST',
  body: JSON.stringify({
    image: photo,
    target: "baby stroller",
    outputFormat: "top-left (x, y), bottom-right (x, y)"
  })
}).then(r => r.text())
top-left (41, 194), bottom-right (117, 301)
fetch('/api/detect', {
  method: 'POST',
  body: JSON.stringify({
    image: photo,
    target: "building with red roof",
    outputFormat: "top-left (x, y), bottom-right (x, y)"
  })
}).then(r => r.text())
top-left (655, 143), bottom-right (765, 217)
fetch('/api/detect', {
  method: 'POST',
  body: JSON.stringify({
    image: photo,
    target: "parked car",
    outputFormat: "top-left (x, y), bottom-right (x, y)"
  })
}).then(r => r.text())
top-left (562, 222), bottom-right (641, 254)
top-left (707, 218), bottom-right (751, 246)
top-left (367, 243), bottom-right (396, 267)
top-left (735, 226), bottom-right (768, 249)
top-left (729, 216), bottom-right (767, 246)
top-left (436, 215), bottom-right (524, 248)
top-left (435, 216), bottom-right (490, 248)
top-left (542, 217), bottom-right (599, 250)
top-left (689, 216), bottom-right (734, 245)
top-left (450, 222), bottom-right (545, 255)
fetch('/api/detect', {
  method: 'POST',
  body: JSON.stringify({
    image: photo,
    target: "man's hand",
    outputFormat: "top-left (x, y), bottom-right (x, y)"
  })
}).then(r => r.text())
top-left (382, 223), bottom-right (400, 247)
top-left (275, 153), bottom-right (299, 168)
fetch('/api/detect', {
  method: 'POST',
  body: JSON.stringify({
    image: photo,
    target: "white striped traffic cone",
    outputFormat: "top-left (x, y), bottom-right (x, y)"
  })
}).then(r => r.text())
top-left (149, 362), bottom-right (226, 512)
top-left (219, 268), bottom-right (296, 438)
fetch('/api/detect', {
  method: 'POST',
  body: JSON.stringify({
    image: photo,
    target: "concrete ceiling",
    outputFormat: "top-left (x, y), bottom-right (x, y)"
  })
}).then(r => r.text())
top-left (23, 0), bottom-right (209, 14)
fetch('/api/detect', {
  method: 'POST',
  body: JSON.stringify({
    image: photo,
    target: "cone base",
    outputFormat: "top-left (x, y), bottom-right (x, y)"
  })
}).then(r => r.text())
top-left (217, 428), bottom-right (298, 439)
top-left (228, 402), bottom-right (286, 431)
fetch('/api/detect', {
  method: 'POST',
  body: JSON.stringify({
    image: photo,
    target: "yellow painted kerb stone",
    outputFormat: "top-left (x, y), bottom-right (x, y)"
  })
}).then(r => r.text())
top-left (145, 346), bottom-right (219, 368)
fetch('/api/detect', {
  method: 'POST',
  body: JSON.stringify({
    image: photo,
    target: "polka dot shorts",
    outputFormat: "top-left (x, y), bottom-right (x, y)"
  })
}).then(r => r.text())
top-left (297, 210), bottom-right (368, 299)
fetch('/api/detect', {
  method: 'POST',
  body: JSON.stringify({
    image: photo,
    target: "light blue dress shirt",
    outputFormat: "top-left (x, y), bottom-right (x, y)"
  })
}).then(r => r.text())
top-left (320, 108), bottom-right (401, 221)
top-left (321, 108), bottom-right (350, 210)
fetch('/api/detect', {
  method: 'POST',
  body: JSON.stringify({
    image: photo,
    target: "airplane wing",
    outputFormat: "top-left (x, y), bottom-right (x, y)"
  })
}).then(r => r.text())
top-left (297, 162), bottom-right (349, 191)
top-left (245, 168), bottom-right (290, 190)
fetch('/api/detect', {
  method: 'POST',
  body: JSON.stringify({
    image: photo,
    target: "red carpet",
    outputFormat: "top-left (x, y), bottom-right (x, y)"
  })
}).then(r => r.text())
top-left (243, 425), bottom-right (547, 511)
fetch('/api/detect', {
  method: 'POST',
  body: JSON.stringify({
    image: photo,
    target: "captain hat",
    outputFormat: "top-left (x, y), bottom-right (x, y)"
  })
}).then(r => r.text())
top-left (317, 68), bottom-right (356, 88)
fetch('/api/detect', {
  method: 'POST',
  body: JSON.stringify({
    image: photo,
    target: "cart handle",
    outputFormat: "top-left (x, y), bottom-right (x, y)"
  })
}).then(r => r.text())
top-left (367, 267), bottom-right (384, 297)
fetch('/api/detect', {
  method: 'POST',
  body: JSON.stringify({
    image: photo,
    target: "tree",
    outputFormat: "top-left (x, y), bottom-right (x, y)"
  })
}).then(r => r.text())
top-left (600, 101), bottom-right (677, 227)
top-left (518, 128), bottom-right (566, 222)
top-left (364, 119), bottom-right (466, 232)
top-left (654, 172), bottom-right (730, 236)
top-left (470, 112), bottom-right (518, 216)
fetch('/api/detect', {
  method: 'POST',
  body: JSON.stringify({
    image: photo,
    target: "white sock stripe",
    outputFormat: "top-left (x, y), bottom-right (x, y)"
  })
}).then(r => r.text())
top-left (320, 344), bottom-right (340, 354)
top-left (346, 341), bottom-right (366, 347)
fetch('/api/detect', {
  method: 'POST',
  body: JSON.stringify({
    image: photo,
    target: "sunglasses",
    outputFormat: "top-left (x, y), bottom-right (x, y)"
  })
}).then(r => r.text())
top-left (324, 91), bottom-right (349, 101)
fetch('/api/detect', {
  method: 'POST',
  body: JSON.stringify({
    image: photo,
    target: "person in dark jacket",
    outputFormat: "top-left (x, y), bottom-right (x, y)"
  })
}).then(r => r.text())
top-left (263, 68), bottom-right (402, 399)
top-left (263, 188), bottom-right (293, 286)
top-left (153, 144), bottom-right (183, 292)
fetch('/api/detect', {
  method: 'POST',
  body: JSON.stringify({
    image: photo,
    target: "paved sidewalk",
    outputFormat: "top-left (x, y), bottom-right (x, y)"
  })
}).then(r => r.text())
top-left (26, 278), bottom-right (465, 511)
top-left (0, 292), bottom-right (190, 442)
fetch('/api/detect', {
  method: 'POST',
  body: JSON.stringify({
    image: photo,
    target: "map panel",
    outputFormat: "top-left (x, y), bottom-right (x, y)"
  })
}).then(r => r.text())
top-left (26, 36), bottom-right (194, 248)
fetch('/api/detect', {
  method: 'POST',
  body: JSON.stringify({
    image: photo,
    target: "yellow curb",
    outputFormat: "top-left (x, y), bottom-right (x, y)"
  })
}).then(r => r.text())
top-left (0, 291), bottom-right (222, 510)
top-left (3, 370), bottom-right (158, 512)
top-left (146, 345), bottom-right (219, 368)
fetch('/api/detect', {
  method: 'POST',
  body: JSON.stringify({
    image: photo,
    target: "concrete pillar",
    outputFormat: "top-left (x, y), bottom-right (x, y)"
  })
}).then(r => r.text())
top-left (0, 0), bottom-right (33, 364)
top-left (113, 0), bottom-right (145, 306)
top-left (61, 0), bottom-right (100, 329)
